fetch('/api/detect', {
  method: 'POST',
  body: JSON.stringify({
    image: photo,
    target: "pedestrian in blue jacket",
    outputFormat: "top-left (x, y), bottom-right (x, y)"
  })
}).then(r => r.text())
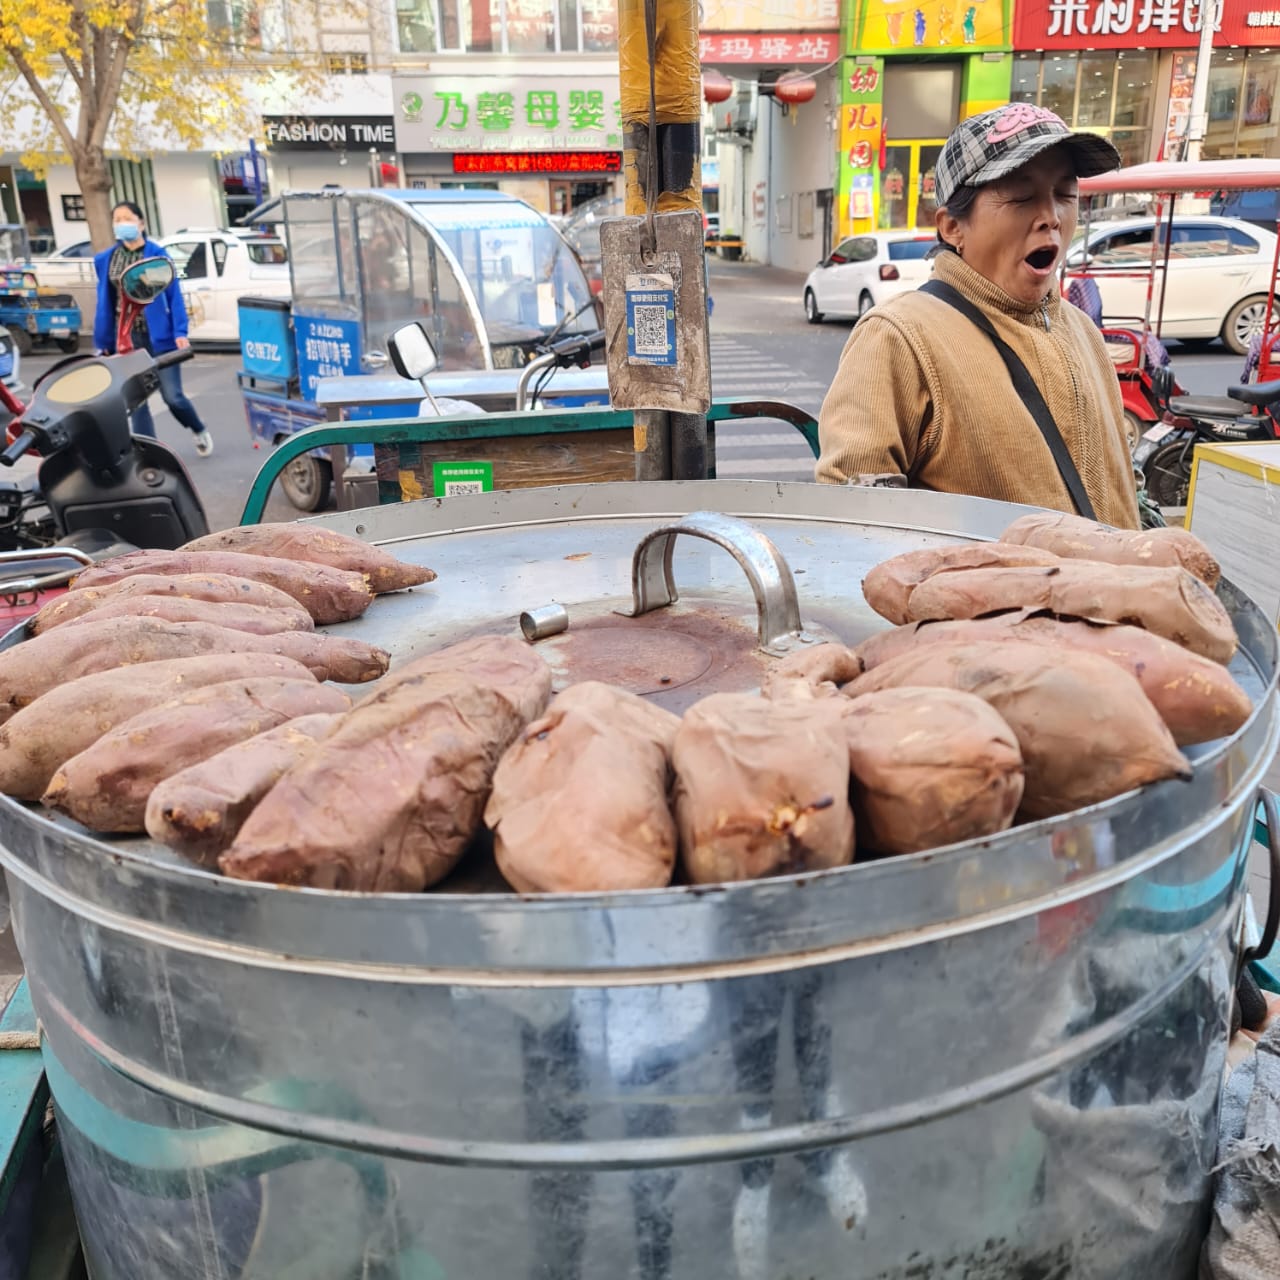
top-left (93, 201), bottom-right (213, 455)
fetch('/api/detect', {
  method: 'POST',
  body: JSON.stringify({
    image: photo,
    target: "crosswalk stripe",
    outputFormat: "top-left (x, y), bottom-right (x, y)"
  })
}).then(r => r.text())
top-left (716, 460), bottom-right (816, 476)
top-left (716, 433), bottom-right (814, 447)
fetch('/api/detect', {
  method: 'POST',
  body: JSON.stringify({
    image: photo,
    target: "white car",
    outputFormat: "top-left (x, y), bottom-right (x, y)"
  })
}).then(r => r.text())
top-left (1065, 215), bottom-right (1280, 356)
top-left (803, 232), bottom-right (936, 324)
top-left (159, 229), bottom-right (290, 344)
top-left (31, 240), bottom-right (95, 290)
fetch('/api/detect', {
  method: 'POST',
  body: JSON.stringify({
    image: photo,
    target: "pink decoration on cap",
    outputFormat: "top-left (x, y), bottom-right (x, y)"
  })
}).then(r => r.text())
top-left (986, 104), bottom-right (1062, 145)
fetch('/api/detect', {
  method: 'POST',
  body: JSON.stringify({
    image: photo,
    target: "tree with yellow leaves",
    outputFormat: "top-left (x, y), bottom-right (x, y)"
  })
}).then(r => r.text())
top-left (0, 1), bottom-right (360, 248)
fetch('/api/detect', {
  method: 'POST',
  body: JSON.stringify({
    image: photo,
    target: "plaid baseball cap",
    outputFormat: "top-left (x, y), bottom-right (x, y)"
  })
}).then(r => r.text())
top-left (933, 104), bottom-right (1120, 211)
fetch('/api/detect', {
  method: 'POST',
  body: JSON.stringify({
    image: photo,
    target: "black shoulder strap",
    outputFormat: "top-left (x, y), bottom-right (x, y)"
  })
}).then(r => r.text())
top-left (919, 278), bottom-right (1096, 521)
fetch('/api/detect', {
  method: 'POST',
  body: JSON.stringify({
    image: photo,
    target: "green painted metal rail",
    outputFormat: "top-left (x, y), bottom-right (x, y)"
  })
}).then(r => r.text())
top-left (239, 398), bottom-right (821, 526)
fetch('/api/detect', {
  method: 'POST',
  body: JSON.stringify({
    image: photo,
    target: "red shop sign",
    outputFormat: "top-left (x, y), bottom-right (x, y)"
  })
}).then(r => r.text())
top-left (1014, 0), bottom-right (1280, 50)
top-left (698, 32), bottom-right (839, 64)
top-left (452, 151), bottom-right (623, 174)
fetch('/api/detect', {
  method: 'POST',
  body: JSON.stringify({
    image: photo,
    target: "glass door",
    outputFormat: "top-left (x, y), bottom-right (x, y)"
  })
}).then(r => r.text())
top-left (879, 141), bottom-right (947, 230)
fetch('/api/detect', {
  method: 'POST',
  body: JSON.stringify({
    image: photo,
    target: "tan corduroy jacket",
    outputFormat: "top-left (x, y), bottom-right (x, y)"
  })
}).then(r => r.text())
top-left (816, 251), bottom-right (1140, 530)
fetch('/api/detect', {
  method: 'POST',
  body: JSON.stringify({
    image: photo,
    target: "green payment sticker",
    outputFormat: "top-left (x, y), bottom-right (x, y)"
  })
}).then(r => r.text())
top-left (432, 461), bottom-right (494, 498)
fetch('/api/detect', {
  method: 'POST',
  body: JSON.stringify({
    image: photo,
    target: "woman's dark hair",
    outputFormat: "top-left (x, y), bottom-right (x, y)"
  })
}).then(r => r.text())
top-left (935, 183), bottom-right (981, 248)
top-left (112, 200), bottom-right (145, 223)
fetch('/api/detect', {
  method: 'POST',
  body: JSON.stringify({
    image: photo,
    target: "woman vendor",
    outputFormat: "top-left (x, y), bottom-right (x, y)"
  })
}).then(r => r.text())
top-left (816, 104), bottom-right (1140, 530)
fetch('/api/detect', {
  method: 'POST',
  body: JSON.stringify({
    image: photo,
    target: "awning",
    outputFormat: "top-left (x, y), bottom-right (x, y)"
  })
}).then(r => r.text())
top-left (1081, 159), bottom-right (1280, 196)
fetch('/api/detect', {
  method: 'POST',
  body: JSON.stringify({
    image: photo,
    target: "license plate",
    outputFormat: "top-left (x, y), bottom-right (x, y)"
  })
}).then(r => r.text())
top-left (1143, 422), bottom-right (1174, 443)
top-left (49, 328), bottom-right (68, 336)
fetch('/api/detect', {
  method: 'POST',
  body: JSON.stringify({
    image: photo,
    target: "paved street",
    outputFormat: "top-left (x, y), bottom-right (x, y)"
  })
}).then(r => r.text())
top-left (16, 258), bottom-right (1250, 528)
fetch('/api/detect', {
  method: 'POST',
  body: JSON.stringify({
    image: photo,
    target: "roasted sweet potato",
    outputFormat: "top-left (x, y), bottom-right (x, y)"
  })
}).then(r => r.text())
top-left (71, 550), bottom-right (374, 624)
top-left (145, 714), bottom-right (341, 863)
top-left (486, 682), bottom-right (681, 894)
top-left (182, 524), bottom-right (436, 593)
top-left (862, 543), bottom-right (1061, 625)
top-left (841, 688), bottom-right (1023, 855)
top-left (853, 613), bottom-right (1252, 747)
top-left (30, 572), bottom-right (306, 633)
top-left (58, 594), bottom-right (313, 636)
top-left (45, 681), bottom-right (352, 833)
top-left (0, 653), bottom-right (316, 802)
top-left (904, 562), bottom-right (1237, 664)
top-left (1001, 511), bottom-right (1220, 588)
top-left (673, 692), bottom-right (854, 884)
top-left (760, 643), bottom-right (862, 700)
top-left (221, 637), bottom-right (552, 891)
top-left (0, 616), bottom-right (387, 719)
top-left (845, 641), bottom-right (1191, 819)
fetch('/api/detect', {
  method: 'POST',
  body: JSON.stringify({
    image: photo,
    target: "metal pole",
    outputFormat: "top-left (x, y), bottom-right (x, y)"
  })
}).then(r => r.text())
top-left (618, 0), bottom-right (707, 482)
top-left (1183, 0), bottom-right (1220, 164)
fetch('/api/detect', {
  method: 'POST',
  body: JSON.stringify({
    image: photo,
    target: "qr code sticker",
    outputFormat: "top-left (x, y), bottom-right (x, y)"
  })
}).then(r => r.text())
top-left (445, 481), bottom-right (484, 496)
top-left (632, 303), bottom-right (670, 356)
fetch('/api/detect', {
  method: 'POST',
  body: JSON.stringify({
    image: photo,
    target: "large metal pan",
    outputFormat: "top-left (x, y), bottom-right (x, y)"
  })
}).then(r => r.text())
top-left (0, 481), bottom-right (1274, 1280)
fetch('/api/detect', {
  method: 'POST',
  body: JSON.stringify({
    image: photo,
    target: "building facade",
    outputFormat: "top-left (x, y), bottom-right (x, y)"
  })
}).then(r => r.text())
top-left (6, 0), bottom-right (1280, 263)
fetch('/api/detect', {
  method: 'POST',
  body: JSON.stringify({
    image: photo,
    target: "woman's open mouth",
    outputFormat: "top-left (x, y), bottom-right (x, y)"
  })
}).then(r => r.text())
top-left (1024, 246), bottom-right (1058, 274)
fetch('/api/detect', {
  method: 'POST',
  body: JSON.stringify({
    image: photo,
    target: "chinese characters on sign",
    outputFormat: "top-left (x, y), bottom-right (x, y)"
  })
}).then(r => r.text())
top-left (699, 0), bottom-right (839, 29)
top-left (698, 32), bottom-right (838, 62)
top-left (1045, 0), bottom-right (1202, 38)
top-left (453, 152), bottom-right (623, 174)
top-left (1010, 0), bottom-right (1280, 46)
top-left (395, 76), bottom-right (623, 152)
top-left (840, 57), bottom-right (885, 234)
top-left (295, 316), bottom-right (361, 397)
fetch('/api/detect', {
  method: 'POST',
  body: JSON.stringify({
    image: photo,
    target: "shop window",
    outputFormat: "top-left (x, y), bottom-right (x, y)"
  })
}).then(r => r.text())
top-left (1012, 51), bottom-right (1156, 169)
top-left (1011, 55), bottom-right (1039, 105)
top-left (580, 0), bottom-right (617, 51)
top-left (883, 64), bottom-right (960, 140)
top-left (398, 0), bottom-right (614, 53)
top-left (1113, 52), bottom-right (1152, 130)
top-left (1076, 54), bottom-right (1115, 130)
top-left (1039, 54), bottom-right (1078, 123)
top-left (1202, 51), bottom-right (1280, 159)
top-left (506, 0), bottom-right (556, 53)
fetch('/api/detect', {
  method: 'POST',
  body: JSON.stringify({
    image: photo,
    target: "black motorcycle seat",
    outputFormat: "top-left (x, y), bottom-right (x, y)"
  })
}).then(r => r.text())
top-left (1168, 394), bottom-right (1253, 420)
top-left (1229, 378), bottom-right (1280, 406)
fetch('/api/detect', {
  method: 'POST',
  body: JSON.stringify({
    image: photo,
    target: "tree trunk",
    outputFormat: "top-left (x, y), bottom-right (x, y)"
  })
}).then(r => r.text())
top-left (75, 146), bottom-right (115, 251)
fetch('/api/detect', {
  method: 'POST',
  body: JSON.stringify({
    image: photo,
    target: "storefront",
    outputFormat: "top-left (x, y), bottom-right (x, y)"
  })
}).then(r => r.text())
top-left (393, 70), bottom-right (623, 215)
top-left (261, 112), bottom-right (398, 194)
top-left (838, 0), bottom-right (1012, 237)
top-left (1011, 3), bottom-right (1280, 172)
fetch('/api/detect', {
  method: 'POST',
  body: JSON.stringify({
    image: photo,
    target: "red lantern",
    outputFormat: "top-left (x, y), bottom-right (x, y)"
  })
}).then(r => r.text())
top-left (703, 70), bottom-right (733, 105)
top-left (773, 74), bottom-right (817, 106)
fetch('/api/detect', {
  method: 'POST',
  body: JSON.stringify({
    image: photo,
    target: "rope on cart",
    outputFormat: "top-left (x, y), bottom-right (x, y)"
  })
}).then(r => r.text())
top-left (0, 1022), bottom-right (41, 1051)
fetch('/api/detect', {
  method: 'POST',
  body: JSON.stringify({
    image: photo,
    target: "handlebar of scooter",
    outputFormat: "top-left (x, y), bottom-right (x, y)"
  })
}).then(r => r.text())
top-left (0, 429), bottom-right (38, 468)
top-left (546, 329), bottom-right (606, 366)
top-left (154, 347), bottom-right (196, 369)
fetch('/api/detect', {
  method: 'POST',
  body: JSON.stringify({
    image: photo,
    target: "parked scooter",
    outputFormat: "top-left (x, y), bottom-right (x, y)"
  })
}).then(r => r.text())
top-left (1137, 363), bottom-right (1280, 511)
top-left (0, 256), bottom-right (209, 577)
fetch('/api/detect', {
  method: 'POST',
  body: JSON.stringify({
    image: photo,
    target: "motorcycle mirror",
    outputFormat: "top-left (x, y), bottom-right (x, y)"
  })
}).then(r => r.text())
top-left (388, 322), bottom-right (439, 382)
top-left (120, 256), bottom-right (175, 304)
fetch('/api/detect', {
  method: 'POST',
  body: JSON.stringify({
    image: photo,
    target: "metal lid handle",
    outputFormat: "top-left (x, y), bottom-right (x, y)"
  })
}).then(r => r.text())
top-left (620, 511), bottom-right (813, 656)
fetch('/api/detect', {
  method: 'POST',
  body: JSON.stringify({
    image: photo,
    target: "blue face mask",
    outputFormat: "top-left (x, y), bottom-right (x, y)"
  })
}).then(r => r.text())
top-left (113, 223), bottom-right (140, 243)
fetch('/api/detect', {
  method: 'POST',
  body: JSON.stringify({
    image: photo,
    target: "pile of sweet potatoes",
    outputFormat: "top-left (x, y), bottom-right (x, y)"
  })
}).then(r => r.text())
top-left (0, 523), bottom-right (436, 834)
top-left (0, 509), bottom-right (1252, 895)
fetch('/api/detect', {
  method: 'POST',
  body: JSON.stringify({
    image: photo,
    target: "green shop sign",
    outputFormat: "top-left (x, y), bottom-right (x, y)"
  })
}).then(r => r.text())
top-left (395, 75), bottom-right (624, 153)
